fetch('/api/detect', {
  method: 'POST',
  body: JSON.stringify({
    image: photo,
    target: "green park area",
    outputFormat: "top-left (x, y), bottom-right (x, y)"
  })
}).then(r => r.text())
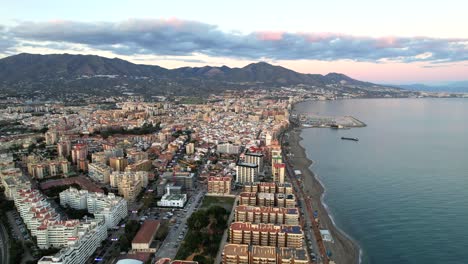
top-left (175, 196), bottom-right (235, 264)
top-left (200, 196), bottom-right (235, 211)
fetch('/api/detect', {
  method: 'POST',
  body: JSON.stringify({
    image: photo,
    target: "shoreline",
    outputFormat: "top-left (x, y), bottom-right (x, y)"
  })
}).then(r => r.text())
top-left (287, 126), bottom-right (360, 264)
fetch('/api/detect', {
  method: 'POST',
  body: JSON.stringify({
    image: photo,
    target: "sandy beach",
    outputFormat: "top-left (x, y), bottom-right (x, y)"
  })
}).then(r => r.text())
top-left (287, 126), bottom-right (360, 264)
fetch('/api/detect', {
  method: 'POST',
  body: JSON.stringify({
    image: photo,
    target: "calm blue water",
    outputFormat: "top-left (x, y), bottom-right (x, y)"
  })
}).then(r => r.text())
top-left (295, 98), bottom-right (468, 264)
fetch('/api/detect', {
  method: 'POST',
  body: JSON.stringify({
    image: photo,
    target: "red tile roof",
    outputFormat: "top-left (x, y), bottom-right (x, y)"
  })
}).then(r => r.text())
top-left (132, 220), bottom-right (160, 244)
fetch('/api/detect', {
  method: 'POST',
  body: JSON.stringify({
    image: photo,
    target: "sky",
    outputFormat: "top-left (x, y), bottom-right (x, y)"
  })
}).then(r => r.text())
top-left (0, 0), bottom-right (467, 84)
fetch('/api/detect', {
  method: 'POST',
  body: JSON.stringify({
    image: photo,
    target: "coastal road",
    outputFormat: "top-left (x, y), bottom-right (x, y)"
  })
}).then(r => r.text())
top-left (0, 222), bottom-right (10, 264)
top-left (281, 131), bottom-right (328, 264)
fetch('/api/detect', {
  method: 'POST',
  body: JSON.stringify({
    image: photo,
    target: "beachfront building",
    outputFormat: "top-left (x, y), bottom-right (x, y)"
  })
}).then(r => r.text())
top-left (243, 182), bottom-right (293, 194)
top-left (221, 244), bottom-right (309, 264)
top-left (207, 176), bottom-right (232, 195)
top-left (272, 163), bottom-right (286, 183)
top-left (239, 192), bottom-right (296, 208)
top-left (229, 222), bottom-right (304, 248)
top-left (234, 205), bottom-right (300, 225)
top-left (236, 162), bottom-right (258, 183)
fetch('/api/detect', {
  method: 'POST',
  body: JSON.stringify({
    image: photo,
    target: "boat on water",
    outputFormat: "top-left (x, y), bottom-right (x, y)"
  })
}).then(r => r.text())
top-left (341, 137), bottom-right (359, 141)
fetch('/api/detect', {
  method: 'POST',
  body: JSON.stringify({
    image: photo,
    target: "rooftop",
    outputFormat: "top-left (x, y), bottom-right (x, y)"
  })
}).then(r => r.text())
top-left (252, 245), bottom-right (276, 259)
top-left (237, 162), bottom-right (258, 168)
top-left (131, 220), bottom-right (160, 244)
top-left (222, 244), bottom-right (249, 256)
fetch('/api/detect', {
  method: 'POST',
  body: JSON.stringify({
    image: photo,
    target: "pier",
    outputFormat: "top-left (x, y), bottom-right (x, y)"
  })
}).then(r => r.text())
top-left (296, 113), bottom-right (366, 128)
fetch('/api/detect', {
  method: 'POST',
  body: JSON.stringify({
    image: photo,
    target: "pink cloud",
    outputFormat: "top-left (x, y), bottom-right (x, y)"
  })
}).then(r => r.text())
top-left (375, 36), bottom-right (400, 48)
top-left (256, 31), bottom-right (284, 41)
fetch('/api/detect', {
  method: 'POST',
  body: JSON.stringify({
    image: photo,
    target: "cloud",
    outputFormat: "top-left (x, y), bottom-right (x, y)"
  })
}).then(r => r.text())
top-left (2, 18), bottom-right (468, 63)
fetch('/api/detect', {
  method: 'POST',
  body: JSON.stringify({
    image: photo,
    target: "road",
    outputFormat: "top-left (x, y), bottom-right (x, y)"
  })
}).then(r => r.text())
top-left (0, 222), bottom-right (10, 264)
top-left (282, 132), bottom-right (325, 264)
top-left (213, 196), bottom-right (238, 264)
top-left (154, 189), bottom-right (205, 260)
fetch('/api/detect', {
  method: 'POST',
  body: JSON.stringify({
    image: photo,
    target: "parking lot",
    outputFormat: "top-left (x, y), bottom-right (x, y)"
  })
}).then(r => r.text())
top-left (154, 188), bottom-right (205, 260)
top-left (6, 210), bottom-right (38, 261)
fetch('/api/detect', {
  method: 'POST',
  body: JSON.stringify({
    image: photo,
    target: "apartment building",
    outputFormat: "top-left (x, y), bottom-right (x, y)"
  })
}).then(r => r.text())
top-left (110, 171), bottom-right (148, 200)
top-left (117, 176), bottom-right (142, 201)
top-left (236, 162), bottom-right (258, 183)
top-left (27, 158), bottom-right (70, 179)
top-left (88, 162), bottom-right (112, 183)
top-left (222, 244), bottom-right (308, 264)
top-left (161, 171), bottom-right (196, 190)
top-left (60, 187), bottom-right (128, 228)
top-left (272, 163), bottom-right (285, 184)
top-left (234, 205), bottom-right (300, 225)
top-left (229, 222), bottom-right (303, 248)
top-left (14, 188), bottom-right (108, 253)
top-left (109, 157), bottom-right (128, 172)
top-left (127, 150), bottom-right (149, 163)
top-left (217, 143), bottom-right (240, 155)
top-left (243, 182), bottom-right (293, 195)
top-left (57, 140), bottom-right (71, 158)
top-left (1, 170), bottom-right (31, 200)
top-left (71, 144), bottom-right (88, 164)
top-left (37, 219), bottom-right (107, 264)
top-left (239, 192), bottom-right (296, 208)
top-left (244, 152), bottom-right (264, 173)
top-left (207, 176), bottom-right (232, 195)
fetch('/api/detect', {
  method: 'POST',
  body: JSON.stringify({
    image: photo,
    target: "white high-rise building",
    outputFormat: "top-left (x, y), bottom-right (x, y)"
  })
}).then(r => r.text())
top-left (217, 143), bottom-right (240, 154)
top-left (60, 187), bottom-right (128, 228)
top-left (38, 218), bottom-right (107, 264)
top-left (244, 152), bottom-right (264, 173)
top-left (236, 162), bottom-right (258, 183)
top-left (59, 188), bottom-right (88, 210)
top-left (13, 188), bottom-right (107, 253)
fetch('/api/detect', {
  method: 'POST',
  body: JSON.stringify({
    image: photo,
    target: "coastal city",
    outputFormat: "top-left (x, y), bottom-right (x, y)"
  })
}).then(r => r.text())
top-left (0, 88), bottom-right (355, 264)
top-left (2, 1), bottom-right (468, 263)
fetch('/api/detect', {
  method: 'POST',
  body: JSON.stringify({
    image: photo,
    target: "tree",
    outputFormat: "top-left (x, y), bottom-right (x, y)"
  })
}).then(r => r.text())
top-left (119, 235), bottom-right (130, 251)
top-left (193, 255), bottom-right (208, 264)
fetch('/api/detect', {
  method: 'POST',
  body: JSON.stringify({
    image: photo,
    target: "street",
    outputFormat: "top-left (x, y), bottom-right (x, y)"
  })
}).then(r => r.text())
top-left (0, 223), bottom-right (10, 264)
top-left (154, 189), bottom-right (205, 260)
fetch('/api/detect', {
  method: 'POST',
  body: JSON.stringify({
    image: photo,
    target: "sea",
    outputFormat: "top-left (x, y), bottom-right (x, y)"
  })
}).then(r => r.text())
top-left (295, 98), bottom-right (468, 264)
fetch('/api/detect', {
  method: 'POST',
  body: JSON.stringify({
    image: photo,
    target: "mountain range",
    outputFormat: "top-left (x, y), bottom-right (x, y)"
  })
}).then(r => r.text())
top-left (0, 53), bottom-right (406, 97)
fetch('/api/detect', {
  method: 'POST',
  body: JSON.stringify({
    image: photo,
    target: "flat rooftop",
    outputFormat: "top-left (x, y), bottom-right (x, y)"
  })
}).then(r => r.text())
top-left (237, 162), bottom-right (258, 168)
top-left (223, 244), bottom-right (249, 256)
top-left (252, 245), bottom-right (276, 259)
